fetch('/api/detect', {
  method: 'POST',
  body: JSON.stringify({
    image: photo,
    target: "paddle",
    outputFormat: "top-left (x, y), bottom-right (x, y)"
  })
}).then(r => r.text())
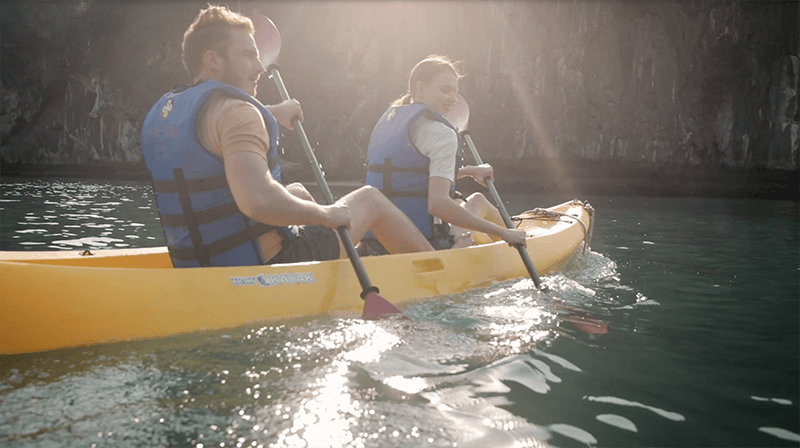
top-left (446, 94), bottom-right (546, 291)
top-left (253, 15), bottom-right (404, 320)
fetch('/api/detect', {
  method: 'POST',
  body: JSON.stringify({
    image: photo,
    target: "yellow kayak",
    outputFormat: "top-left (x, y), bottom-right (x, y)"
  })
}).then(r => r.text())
top-left (0, 200), bottom-right (594, 354)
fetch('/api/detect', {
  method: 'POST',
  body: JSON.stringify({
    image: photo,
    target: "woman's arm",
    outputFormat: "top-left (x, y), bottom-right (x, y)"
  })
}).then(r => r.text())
top-left (427, 177), bottom-right (525, 245)
top-left (457, 164), bottom-right (494, 187)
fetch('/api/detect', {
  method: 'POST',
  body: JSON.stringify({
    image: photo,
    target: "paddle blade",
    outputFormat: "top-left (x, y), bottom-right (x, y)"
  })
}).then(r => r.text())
top-left (446, 93), bottom-right (470, 132)
top-left (564, 317), bottom-right (609, 334)
top-left (252, 15), bottom-right (281, 68)
top-left (361, 290), bottom-right (405, 320)
top-left (557, 303), bottom-right (609, 334)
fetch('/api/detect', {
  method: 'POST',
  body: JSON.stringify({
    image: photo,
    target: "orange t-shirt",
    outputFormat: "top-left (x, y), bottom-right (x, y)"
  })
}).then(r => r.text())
top-left (197, 93), bottom-right (283, 262)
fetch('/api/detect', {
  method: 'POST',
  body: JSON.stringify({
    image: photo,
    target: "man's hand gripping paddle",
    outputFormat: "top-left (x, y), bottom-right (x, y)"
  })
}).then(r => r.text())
top-left (446, 94), bottom-right (607, 334)
top-left (254, 15), bottom-right (404, 320)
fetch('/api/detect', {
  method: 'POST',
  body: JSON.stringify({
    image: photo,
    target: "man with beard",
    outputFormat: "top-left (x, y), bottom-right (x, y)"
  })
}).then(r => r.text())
top-left (141, 5), bottom-right (433, 267)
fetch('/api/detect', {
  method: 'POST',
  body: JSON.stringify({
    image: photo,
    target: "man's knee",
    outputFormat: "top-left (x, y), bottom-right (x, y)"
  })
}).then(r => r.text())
top-left (286, 182), bottom-right (314, 201)
top-left (356, 185), bottom-right (388, 206)
top-left (358, 185), bottom-right (381, 197)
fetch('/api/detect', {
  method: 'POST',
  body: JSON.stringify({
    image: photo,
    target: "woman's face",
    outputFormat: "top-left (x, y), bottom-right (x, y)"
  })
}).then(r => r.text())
top-left (414, 71), bottom-right (459, 116)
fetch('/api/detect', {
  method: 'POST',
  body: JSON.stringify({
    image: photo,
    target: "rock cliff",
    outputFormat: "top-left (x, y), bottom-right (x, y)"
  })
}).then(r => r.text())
top-left (1, 0), bottom-right (797, 197)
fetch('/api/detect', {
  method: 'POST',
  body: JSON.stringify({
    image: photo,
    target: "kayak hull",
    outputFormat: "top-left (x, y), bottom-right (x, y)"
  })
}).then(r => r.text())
top-left (0, 200), bottom-right (592, 354)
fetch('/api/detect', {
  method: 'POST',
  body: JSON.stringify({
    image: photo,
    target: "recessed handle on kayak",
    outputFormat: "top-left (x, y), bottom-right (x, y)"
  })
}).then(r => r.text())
top-left (411, 257), bottom-right (445, 274)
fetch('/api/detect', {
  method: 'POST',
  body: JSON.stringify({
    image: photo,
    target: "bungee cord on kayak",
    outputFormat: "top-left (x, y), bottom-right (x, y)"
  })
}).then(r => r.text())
top-left (513, 201), bottom-right (595, 255)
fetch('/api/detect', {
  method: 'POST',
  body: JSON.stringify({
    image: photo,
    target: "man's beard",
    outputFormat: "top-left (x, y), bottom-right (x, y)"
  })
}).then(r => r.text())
top-left (219, 56), bottom-right (257, 97)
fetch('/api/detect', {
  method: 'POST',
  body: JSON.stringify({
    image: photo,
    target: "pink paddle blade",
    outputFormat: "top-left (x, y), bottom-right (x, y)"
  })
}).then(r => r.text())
top-left (252, 15), bottom-right (281, 68)
top-left (361, 290), bottom-right (405, 320)
top-left (446, 93), bottom-right (470, 132)
top-left (557, 303), bottom-right (609, 334)
top-left (563, 316), bottom-right (609, 334)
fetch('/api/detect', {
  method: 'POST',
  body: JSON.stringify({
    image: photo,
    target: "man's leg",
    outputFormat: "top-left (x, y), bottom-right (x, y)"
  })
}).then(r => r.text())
top-left (337, 186), bottom-right (434, 254)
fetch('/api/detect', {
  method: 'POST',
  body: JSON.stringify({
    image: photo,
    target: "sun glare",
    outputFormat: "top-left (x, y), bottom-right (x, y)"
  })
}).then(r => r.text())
top-left (264, 322), bottom-right (401, 447)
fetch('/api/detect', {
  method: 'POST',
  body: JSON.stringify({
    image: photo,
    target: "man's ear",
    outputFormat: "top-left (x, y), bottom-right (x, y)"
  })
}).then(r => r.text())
top-left (201, 49), bottom-right (224, 73)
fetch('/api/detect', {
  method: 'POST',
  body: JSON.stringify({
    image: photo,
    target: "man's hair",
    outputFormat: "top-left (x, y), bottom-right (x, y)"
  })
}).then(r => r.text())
top-left (393, 55), bottom-right (463, 106)
top-left (182, 4), bottom-right (254, 79)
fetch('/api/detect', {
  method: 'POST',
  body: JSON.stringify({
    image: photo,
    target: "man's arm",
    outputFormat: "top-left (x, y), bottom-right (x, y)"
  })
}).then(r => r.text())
top-left (206, 97), bottom-right (343, 228)
top-left (224, 150), bottom-right (348, 228)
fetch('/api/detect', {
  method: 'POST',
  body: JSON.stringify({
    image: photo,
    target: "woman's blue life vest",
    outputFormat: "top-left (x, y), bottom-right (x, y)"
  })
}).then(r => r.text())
top-left (140, 79), bottom-right (294, 268)
top-left (364, 103), bottom-right (459, 239)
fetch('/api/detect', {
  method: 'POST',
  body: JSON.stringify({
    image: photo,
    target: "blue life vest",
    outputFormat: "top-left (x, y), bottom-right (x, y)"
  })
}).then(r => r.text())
top-left (140, 79), bottom-right (292, 268)
top-left (365, 104), bottom-right (459, 238)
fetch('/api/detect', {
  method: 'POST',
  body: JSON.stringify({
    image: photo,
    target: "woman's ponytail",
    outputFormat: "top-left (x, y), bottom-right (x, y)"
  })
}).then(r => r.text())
top-left (392, 93), bottom-right (413, 106)
top-left (390, 55), bottom-right (461, 107)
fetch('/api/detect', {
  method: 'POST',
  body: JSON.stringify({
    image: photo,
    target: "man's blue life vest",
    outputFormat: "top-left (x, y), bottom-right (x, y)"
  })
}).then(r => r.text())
top-left (365, 103), bottom-right (459, 239)
top-left (140, 79), bottom-right (293, 268)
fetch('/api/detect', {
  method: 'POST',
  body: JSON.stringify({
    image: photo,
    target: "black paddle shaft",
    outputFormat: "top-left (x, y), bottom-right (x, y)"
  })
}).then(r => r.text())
top-left (462, 131), bottom-right (544, 290)
top-left (268, 67), bottom-right (377, 297)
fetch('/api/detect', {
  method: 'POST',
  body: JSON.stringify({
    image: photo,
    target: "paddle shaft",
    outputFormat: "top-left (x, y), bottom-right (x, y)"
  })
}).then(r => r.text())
top-left (461, 131), bottom-right (543, 289)
top-left (269, 67), bottom-right (376, 297)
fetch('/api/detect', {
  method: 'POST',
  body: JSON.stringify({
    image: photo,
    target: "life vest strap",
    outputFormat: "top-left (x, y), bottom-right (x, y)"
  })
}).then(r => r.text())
top-left (173, 168), bottom-right (211, 266)
top-left (383, 190), bottom-right (428, 199)
top-left (366, 164), bottom-right (428, 174)
top-left (168, 223), bottom-right (277, 263)
top-left (152, 174), bottom-right (228, 194)
top-left (158, 202), bottom-right (241, 227)
top-left (368, 157), bottom-right (429, 200)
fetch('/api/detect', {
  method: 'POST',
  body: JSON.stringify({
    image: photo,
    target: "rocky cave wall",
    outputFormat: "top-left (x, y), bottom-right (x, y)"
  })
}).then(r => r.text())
top-left (1, 0), bottom-right (797, 195)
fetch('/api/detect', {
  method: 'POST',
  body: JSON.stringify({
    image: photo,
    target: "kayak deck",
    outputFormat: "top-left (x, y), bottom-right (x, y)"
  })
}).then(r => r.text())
top-left (0, 246), bottom-right (173, 267)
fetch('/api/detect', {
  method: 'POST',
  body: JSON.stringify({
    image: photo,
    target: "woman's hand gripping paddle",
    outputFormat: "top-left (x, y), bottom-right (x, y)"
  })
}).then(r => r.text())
top-left (447, 94), bottom-right (607, 334)
top-left (446, 94), bottom-right (546, 291)
top-left (253, 15), bottom-right (404, 320)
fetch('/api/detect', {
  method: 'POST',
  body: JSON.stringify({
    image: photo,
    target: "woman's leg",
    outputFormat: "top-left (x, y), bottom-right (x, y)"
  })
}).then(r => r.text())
top-left (448, 192), bottom-right (504, 245)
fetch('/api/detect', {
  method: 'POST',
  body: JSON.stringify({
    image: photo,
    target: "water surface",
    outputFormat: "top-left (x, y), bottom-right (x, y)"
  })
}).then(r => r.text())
top-left (1, 178), bottom-right (798, 447)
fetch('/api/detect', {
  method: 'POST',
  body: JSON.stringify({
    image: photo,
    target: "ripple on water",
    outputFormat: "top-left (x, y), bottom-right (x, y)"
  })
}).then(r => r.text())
top-left (758, 427), bottom-right (800, 443)
top-left (1, 180), bottom-right (163, 250)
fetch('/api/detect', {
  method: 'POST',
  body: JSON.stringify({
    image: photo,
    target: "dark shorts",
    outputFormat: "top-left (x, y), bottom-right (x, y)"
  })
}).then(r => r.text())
top-left (361, 222), bottom-right (454, 256)
top-left (266, 225), bottom-right (340, 264)
top-left (429, 223), bottom-right (455, 250)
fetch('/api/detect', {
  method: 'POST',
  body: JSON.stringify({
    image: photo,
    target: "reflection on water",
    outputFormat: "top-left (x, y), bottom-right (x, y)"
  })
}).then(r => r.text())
top-left (0, 178), bottom-right (163, 250)
top-left (1, 179), bottom-right (798, 447)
